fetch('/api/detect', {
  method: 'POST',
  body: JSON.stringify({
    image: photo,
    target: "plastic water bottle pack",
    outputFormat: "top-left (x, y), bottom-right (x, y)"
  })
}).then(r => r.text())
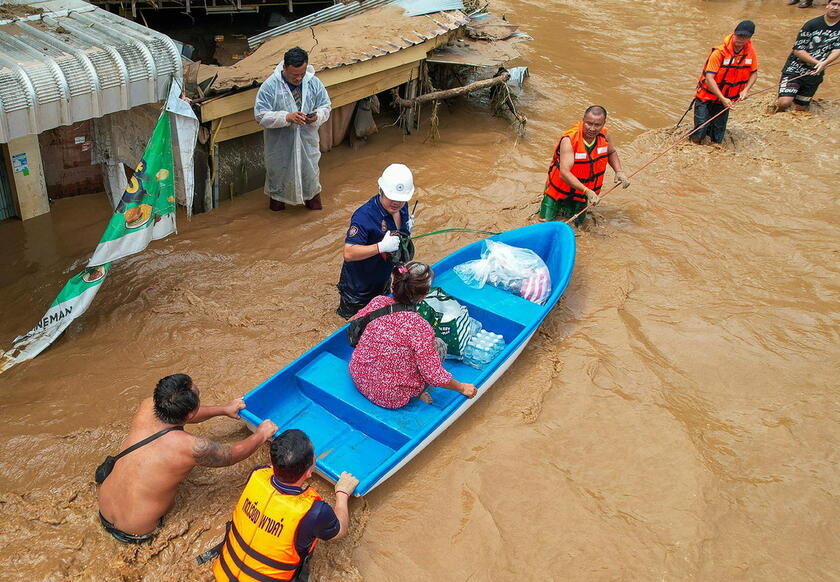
top-left (463, 329), bottom-right (506, 369)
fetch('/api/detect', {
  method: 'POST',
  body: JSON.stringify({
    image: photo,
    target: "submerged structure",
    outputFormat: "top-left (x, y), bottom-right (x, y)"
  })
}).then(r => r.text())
top-left (192, 0), bottom-right (529, 210)
top-left (0, 0), bottom-right (527, 219)
top-left (0, 0), bottom-right (180, 220)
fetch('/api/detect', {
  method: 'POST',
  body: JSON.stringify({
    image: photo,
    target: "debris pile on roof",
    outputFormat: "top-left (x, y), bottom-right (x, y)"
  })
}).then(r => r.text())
top-left (465, 12), bottom-right (524, 41)
top-left (0, 3), bottom-right (44, 20)
top-left (427, 11), bottom-right (531, 68)
top-left (202, 5), bottom-right (467, 93)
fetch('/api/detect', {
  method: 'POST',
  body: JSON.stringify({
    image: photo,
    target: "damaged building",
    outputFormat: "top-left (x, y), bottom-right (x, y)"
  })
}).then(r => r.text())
top-left (0, 0), bottom-right (181, 221)
top-left (0, 0), bottom-right (527, 221)
top-left (192, 0), bottom-right (529, 210)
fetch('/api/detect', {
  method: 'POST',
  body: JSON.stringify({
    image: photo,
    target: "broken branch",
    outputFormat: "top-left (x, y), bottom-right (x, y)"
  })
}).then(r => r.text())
top-left (392, 71), bottom-right (511, 107)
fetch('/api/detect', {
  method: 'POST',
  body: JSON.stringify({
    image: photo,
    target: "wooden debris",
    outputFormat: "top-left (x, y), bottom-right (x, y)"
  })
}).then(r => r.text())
top-left (391, 71), bottom-right (511, 106)
top-left (391, 66), bottom-right (526, 141)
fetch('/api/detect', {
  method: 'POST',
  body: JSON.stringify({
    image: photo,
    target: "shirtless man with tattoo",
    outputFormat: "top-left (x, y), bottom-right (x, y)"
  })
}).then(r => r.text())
top-left (97, 373), bottom-right (278, 543)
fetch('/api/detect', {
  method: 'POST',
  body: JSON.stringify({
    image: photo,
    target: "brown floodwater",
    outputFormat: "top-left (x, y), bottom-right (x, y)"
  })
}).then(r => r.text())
top-left (1, 0), bottom-right (838, 580)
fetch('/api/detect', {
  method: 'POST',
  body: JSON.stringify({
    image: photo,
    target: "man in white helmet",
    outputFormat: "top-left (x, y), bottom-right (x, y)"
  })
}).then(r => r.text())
top-left (337, 163), bottom-right (415, 319)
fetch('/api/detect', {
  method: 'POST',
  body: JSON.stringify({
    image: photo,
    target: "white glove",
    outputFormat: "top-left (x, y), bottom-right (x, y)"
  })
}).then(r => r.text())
top-left (406, 214), bottom-right (415, 233)
top-left (585, 189), bottom-right (601, 206)
top-left (377, 230), bottom-right (400, 253)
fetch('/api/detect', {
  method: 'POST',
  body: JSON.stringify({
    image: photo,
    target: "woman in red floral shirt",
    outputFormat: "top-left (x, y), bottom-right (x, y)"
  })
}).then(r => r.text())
top-left (349, 262), bottom-right (478, 409)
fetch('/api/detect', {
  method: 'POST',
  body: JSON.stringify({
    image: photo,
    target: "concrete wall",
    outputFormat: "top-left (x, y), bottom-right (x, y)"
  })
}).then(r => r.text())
top-left (92, 105), bottom-right (159, 207)
top-left (7, 134), bottom-right (49, 220)
top-left (216, 132), bottom-right (265, 203)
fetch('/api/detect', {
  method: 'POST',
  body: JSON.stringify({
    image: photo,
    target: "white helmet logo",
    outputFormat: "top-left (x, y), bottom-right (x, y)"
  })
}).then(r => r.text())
top-left (378, 163), bottom-right (414, 201)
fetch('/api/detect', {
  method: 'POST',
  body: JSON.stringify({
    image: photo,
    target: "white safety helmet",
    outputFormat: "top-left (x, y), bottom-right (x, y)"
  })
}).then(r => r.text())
top-left (378, 163), bottom-right (415, 202)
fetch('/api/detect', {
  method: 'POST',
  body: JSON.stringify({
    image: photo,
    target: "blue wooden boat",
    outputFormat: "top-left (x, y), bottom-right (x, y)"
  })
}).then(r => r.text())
top-left (241, 222), bottom-right (576, 496)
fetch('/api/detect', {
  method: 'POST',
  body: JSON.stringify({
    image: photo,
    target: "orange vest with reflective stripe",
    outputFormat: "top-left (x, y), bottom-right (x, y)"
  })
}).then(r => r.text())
top-left (213, 468), bottom-right (322, 582)
top-left (695, 34), bottom-right (757, 102)
top-left (545, 122), bottom-right (610, 203)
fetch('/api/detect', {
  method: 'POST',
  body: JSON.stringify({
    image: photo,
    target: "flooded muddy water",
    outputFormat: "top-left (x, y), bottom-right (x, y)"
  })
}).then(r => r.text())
top-left (1, 0), bottom-right (839, 580)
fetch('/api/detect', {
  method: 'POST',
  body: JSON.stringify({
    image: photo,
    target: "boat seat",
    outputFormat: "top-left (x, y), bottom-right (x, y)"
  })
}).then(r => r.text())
top-left (433, 270), bottom-right (544, 326)
top-left (295, 352), bottom-right (450, 450)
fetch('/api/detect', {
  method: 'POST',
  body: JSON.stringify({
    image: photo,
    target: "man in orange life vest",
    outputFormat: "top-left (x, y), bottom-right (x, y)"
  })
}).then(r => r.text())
top-left (690, 21), bottom-right (759, 145)
top-left (213, 429), bottom-right (358, 582)
top-left (540, 105), bottom-right (630, 226)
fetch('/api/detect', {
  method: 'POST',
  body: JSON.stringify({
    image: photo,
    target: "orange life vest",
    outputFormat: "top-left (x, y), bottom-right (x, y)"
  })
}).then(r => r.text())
top-left (695, 34), bottom-right (757, 102)
top-left (545, 121), bottom-right (610, 203)
top-left (213, 467), bottom-right (322, 582)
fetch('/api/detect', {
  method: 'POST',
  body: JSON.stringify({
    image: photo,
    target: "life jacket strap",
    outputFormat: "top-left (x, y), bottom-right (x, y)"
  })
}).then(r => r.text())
top-left (196, 521), bottom-right (231, 565)
top-left (216, 521), bottom-right (300, 582)
top-left (230, 521), bottom-right (299, 571)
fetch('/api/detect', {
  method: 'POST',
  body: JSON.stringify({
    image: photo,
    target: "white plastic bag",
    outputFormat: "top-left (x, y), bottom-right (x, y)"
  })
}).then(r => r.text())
top-left (453, 258), bottom-right (491, 289)
top-left (454, 240), bottom-right (552, 305)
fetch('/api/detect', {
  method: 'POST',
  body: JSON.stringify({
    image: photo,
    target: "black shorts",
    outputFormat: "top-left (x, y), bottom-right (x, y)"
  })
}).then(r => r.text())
top-left (99, 512), bottom-right (160, 544)
top-left (778, 72), bottom-right (823, 106)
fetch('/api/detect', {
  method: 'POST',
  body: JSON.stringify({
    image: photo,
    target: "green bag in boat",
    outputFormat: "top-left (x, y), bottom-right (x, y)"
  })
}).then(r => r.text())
top-left (417, 287), bottom-right (472, 359)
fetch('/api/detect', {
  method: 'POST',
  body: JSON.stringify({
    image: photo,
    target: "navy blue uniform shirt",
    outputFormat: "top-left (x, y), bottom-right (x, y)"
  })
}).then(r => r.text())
top-left (338, 194), bottom-right (410, 304)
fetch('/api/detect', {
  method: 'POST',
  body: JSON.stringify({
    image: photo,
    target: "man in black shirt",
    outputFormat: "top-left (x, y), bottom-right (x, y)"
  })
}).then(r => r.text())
top-left (777, 0), bottom-right (840, 111)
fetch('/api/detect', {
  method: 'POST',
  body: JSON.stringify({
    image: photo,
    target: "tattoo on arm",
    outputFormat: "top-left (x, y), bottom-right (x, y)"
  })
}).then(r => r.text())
top-left (192, 437), bottom-right (234, 467)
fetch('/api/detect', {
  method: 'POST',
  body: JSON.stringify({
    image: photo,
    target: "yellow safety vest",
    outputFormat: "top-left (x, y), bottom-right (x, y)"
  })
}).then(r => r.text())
top-left (214, 467), bottom-right (321, 581)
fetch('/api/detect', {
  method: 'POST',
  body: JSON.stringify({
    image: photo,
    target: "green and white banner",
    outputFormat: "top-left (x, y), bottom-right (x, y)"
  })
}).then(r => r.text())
top-left (1, 81), bottom-right (197, 373)
top-left (88, 112), bottom-right (176, 266)
top-left (0, 265), bottom-right (111, 372)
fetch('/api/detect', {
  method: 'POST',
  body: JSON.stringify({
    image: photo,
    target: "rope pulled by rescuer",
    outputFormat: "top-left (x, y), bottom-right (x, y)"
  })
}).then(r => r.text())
top-left (690, 20), bottom-right (759, 145)
top-left (539, 105), bottom-right (630, 227)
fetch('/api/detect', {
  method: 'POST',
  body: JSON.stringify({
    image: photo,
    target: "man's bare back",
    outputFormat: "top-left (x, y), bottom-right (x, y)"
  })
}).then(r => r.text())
top-left (98, 386), bottom-right (276, 537)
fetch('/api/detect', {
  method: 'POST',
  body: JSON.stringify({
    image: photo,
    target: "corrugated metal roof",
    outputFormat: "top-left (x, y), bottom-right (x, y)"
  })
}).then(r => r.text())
top-left (0, 0), bottom-right (182, 143)
top-left (247, 0), bottom-right (464, 50)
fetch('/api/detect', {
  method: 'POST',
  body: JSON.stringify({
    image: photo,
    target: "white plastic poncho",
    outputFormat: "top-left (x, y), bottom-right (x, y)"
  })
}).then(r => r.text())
top-left (254, 63), bottom-right (331, 205)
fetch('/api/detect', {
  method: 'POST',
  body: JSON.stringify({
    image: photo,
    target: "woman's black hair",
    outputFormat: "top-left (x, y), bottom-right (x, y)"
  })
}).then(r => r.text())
top-left (392, 261), bottom-right (433, 304)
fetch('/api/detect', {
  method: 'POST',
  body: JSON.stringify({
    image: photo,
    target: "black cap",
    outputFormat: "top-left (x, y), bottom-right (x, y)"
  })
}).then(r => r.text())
top-left (734, 20), bottom-right (755, 37)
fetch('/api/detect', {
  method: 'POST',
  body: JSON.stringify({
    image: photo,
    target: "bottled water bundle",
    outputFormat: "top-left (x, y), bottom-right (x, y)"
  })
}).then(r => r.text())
top-left (463, 329), bottom-right (505, 369)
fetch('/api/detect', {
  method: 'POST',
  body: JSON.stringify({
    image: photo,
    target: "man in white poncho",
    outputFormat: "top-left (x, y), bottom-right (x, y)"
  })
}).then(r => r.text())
top-left (254, 47), bottom-right (331, 211)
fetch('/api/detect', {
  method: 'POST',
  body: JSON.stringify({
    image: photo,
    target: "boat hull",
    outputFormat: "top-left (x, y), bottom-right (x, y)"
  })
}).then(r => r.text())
top-left (241, 222), bottom-right (576, 495)
top-left (358, 329), bottom-right (535, 493)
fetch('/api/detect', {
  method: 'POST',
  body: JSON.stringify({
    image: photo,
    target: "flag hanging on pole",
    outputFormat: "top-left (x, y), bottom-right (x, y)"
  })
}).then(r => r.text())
top-left (87, 112), bottom-right (176, 267)
top-left (1, 80), bottom-right (198, 373)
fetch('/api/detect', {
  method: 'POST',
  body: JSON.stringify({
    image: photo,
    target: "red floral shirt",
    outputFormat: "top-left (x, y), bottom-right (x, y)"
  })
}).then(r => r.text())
top-left (349, 296), bottom-right (453, 409)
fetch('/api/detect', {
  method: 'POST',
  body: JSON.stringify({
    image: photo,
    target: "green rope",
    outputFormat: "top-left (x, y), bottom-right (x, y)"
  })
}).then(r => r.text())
top-left (411, 227), bottom-right (500, 240)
